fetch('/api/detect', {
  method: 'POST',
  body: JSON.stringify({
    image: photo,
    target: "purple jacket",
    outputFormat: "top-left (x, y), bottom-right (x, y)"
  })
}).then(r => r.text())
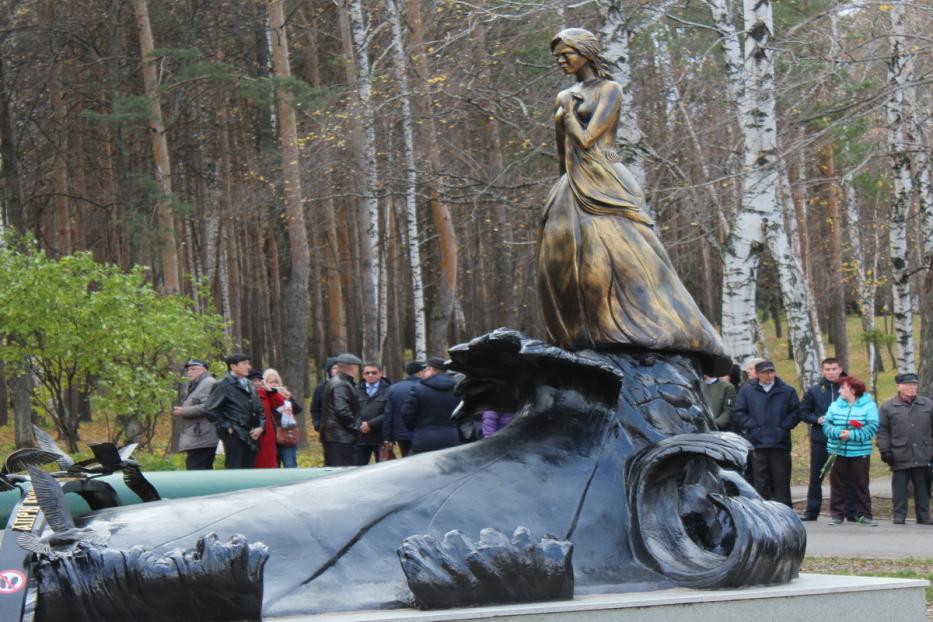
top-left (481, 411), bottom-right (514, 437)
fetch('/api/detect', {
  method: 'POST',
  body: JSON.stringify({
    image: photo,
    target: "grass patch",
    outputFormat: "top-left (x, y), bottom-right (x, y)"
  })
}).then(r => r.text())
top-left (802, 557), bottom-right (933, 602)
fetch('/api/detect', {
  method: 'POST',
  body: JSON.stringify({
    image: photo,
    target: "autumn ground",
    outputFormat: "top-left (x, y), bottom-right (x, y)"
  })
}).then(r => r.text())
top-left (0, 315), bottom-right (929, 610)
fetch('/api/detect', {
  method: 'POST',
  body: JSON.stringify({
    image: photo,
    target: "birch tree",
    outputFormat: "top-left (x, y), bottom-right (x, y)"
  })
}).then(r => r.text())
top-left (131, 0), bottom-right (181, 294)
top-left (709, 0), bottom-right (822, 385)
top-left (385, 0), bottom-right (426, 360)
top-left (885, 2), bottom-right (916, 373)
top-left (597, 0), bottom-right (676, 208)
top-left (344, 0), bottom-right (383, 361)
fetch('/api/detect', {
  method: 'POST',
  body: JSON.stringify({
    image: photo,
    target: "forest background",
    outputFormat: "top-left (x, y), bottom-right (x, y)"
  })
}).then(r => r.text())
top-left (0, 0), bottom-right (931, 451)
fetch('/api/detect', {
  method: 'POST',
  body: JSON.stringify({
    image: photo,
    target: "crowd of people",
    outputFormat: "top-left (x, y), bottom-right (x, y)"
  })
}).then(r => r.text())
top-left (173, 351), bottom-right (933, 524)
top-left (171, 352), bottom-right (509, 471)
top-left (706, 356), bottom-right (932, 526)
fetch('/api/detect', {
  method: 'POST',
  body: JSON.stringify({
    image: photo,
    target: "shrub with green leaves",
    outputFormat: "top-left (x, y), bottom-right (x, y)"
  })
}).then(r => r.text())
top-left (0, 237), bottom-right (230, 451)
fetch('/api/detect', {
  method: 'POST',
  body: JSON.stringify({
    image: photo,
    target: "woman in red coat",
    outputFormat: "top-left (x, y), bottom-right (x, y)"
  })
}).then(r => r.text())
top-left (253, 370), bottom-right (285, 468)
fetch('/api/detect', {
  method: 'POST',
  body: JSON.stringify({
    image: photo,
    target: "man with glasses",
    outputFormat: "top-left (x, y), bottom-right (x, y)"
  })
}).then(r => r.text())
top-left (356, 363), bottom-right (389, 465)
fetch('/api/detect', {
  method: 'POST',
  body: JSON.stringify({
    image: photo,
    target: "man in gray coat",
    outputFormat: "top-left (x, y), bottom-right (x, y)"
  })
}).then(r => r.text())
top-left (172, 359), bottom-right (218, 470)
top-left (877, 373), bottom-right (933, 524)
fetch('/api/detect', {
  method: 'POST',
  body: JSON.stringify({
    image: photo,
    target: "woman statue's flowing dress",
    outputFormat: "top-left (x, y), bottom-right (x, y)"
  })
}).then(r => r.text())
top-left (537, 80), bottom-right (729, 367)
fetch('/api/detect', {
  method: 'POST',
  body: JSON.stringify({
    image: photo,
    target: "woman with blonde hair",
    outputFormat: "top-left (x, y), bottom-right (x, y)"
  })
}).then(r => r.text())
top-left (260, 368), bottom-right (303, 468)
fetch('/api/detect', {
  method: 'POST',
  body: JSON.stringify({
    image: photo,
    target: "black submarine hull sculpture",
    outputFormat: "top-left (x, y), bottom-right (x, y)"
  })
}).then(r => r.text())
top-left (20, 330), bottom-right (805, 621)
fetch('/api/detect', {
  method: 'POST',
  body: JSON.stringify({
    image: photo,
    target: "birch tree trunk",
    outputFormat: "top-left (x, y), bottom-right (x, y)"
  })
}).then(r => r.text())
top-left (267, 0), bottom-right (311, 400)
top-left (385, 0), bottom-right (426, 360)
top-left (842, 169), bottom-right (878, 391)
top-left (709, 0), bottom-right (821, 385)
top-left (885, 3), bottom-right (916, 373)
top-left (343, 0), bottom-right (382, 361)
top-left (597, 0), bottom-right (647, 194)
top-left (405, 0), bottom-right (458, 356)
top-left (132, 0), bottom-right (181, 293)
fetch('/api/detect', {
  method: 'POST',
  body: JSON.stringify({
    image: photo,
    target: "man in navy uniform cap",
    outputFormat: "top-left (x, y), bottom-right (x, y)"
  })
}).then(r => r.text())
top-left (877, 373), bottom-right (933, 524)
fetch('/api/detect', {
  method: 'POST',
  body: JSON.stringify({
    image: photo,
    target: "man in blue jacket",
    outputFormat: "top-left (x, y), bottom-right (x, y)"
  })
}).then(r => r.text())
top-left (383, 361), bottom-right (425, 457)
top-left (401, 358), bottom-right (460, 454)
top-left (732, 360), bottom-right (801, 507)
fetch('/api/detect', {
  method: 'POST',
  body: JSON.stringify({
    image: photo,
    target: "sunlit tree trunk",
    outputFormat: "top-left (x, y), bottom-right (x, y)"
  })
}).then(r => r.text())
top-left (886, 3), bottom-right (916, 373)
top-left (132, 0), bottom-right (180, 293)
top-left (45, 0), bottom-right (71, 256)
top-left (268, 0), bottom-right (311, 400)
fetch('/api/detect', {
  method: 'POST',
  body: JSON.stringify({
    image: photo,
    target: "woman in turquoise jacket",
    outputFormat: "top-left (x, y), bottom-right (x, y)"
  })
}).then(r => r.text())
top-left (822, 376), bottom-right (879, 525)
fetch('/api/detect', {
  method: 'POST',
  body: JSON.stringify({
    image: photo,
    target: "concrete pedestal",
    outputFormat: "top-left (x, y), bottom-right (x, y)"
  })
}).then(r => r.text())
top-left (271, 574), bottom-right (929, 622)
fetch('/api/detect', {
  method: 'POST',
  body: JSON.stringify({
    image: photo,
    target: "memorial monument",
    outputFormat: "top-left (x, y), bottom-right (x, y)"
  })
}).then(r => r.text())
top-left (8, 28), bottom-right (806, 622)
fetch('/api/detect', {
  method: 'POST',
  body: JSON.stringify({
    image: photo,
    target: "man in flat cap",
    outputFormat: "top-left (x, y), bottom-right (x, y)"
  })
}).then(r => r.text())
top-left (205, 353), bottom-right (266, 469)
top-left (401, 358), bottom-right (460, 455)
top-left (877, 373), bottom-right (933, 524)
top-left (732, 359), bottom-right (801, 506)
top-left (321, 353), bottom-right (362, 466)
top-left (173, 359), bottom-right (218, 470)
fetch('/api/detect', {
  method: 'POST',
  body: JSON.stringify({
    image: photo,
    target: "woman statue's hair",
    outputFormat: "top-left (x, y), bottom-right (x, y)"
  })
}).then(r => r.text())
top-left (550, 28), bottom-right (613, 79)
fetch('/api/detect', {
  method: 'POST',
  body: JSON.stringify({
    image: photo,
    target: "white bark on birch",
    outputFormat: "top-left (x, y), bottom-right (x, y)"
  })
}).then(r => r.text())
top-left (886, 3), bottom-right (916, 373)
top-left (385, 0), bottom-right (426, 360)
top-left (842, 169), bottom-right (878, 391)
top-left (346, 0), bottom-right (382, 362)
top-left (597, 0), bottom-right (648, 206)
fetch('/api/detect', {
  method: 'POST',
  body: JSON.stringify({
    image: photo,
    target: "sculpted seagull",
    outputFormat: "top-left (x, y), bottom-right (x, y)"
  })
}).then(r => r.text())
top-left (0, 447), bottom-right (62, 492)
top-left (17, 466), bottom-right (110, 558)
top-left (32, 424), bottom-right (160, 503)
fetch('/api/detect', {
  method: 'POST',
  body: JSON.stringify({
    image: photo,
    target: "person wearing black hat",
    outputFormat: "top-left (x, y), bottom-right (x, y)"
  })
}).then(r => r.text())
top-left (732, 359), bottom-right (801, 506)
top-left (320, 353), bottom-right (363, 466)
top-left (204, 353), bottom-right (266, 469)
top-left (877, 373), bottom-right (933, 524)
top-left (400, 358), bottom-right (460, 454)
top-left (172, 359), bottom-right (218, 470)
top-left (382, 361), bottom-right (427, 458)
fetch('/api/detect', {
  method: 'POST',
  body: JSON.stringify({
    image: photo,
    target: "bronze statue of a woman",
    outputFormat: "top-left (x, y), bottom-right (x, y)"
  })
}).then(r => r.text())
top-left (539, 28), bottom-right (729, 368)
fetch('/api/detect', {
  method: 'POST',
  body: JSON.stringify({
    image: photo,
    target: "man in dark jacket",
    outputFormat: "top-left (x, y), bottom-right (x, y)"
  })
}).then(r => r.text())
top-left (205, 353), bottom-right (266, 469)
top-left (732, 360), bottom-right (800, 506)
top-left (877, 373), bottom-right (933, 524)
top-left (173, 359), bottom-right (218, 470)
top-left (356, 363), bottom-right (389, 465)
top-left (321, 353), bottom-right (362, 466)
top-left (311, 357), bottom-right (338, 432)
top-left (799, 357), bottom-right (855, 521)
top-left (383, 361), bottom-right (424, 457)
top-left (401, 358), bottom-right (460, 454)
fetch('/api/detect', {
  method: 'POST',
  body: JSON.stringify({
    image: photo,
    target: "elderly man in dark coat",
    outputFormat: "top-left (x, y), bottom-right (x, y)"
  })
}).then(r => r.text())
top-left (877, 373), bottom-right (933, 524)
top-left (205, 353), bottom-right (266, 469)
top-left (732, 359), bottom-right (801, 507)
top-left (321, 353), bottom-right (362, 467)
top-left (173, 359), bottom-right (218, 470)
top-left (401, 358), bottom-right (460, 455)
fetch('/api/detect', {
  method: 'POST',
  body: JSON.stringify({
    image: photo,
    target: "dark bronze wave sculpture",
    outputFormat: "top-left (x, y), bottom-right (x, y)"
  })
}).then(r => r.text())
top-left (22, 328), bottom-right (806, 620)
